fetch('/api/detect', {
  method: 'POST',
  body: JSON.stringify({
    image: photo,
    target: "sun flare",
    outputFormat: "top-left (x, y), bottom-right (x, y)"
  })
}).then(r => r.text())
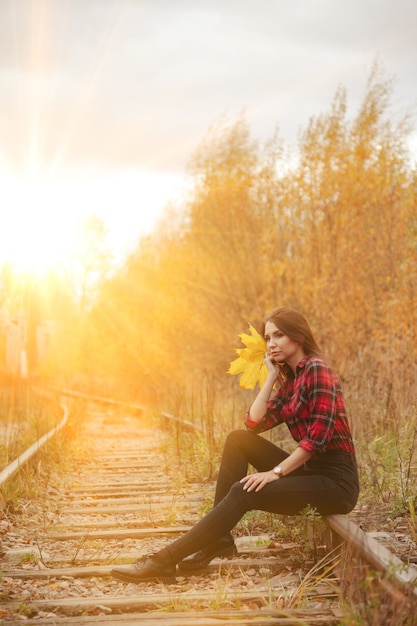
top-left (1, 173), bottom-right (80, 275)
top-left (0, 168), bottom-right (183, 277)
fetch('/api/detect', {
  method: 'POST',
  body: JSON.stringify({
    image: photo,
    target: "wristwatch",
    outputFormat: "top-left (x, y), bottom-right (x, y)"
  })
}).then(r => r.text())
top-left (273, 465), bottom-right (283, 478)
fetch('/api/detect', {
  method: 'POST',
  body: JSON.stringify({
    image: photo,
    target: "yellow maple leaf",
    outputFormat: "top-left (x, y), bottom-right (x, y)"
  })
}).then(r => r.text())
top-left (228, 323), bottom-right (268, 390)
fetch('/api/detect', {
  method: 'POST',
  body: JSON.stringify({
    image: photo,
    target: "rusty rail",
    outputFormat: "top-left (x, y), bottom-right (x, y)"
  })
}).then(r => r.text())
top-left (0, 402), bottom-right (68, 488)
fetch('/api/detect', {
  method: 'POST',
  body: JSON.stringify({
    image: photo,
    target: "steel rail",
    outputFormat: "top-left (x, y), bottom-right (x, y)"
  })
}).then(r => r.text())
top-left (0, 401), bottom-right (69, 488)
top-left (326, 513), bottom-right (417, 592)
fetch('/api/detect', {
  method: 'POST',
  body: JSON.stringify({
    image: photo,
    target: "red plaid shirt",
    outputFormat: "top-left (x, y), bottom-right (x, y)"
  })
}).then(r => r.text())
top-left (245, 355), bottom-right (355, 456)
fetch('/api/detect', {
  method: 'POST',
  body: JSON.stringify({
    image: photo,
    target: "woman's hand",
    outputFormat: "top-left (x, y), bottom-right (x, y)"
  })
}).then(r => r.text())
top-left (240, 470), bottom-right (279, 493)
top-left (264, 353), bottom-right (282, 379)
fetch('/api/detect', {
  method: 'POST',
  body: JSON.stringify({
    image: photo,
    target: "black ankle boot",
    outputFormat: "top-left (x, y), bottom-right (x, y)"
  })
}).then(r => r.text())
top-left (111, 555), bottom-right (176, 583)
top-left (178, 535), bottom-right (237, 571)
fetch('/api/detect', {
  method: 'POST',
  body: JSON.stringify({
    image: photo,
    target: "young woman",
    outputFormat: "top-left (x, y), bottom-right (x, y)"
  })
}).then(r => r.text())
top-left (111, 307), bottom-right (359, 583)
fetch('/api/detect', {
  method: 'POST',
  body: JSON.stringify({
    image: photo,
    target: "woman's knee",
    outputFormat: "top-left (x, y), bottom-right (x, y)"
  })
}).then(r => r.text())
top-left (224, 480), bottom-right (253, 511)
top-left (222, 430), bottom-right (244, 453)
top-left (224, 429), bottom-right (257, 448)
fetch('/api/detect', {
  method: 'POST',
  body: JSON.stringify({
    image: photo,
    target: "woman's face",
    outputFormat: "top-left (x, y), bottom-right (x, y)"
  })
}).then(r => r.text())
top-left (264, 321), bottom-right (305, 367)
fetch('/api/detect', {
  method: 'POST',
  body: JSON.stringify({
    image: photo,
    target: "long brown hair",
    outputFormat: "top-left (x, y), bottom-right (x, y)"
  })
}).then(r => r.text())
top-left (261, 307), bottom-right (321, 356)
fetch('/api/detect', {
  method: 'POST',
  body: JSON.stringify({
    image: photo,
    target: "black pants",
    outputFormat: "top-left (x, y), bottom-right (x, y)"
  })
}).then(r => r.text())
top-left (164, 429), bottom-right (359, 564)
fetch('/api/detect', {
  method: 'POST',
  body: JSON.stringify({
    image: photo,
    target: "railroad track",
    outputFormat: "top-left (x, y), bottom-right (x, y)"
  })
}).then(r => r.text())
top-left (1, 396), bottom-right (417, 625)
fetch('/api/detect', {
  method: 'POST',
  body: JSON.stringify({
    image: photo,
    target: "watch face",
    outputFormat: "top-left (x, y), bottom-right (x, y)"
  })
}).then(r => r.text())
top-left (274, 466), bottom-right (282, 475)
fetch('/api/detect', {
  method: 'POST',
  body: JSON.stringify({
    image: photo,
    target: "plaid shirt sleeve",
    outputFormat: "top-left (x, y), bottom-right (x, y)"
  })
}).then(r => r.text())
top-left (244, 387), bottom-right (287, 432)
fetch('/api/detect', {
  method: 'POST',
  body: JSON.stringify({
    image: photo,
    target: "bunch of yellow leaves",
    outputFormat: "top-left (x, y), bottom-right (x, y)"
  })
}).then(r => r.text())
top-left (228, 323), bottom-right (268, 390)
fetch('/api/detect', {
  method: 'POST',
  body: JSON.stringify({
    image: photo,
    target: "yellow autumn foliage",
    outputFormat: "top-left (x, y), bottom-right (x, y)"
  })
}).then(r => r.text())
top-left (32, 66), bottom-right (416, 443)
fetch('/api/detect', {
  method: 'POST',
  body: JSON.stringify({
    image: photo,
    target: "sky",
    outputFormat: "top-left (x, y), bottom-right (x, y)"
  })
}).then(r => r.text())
top-left (0, 0), bottom-right (416, 269)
